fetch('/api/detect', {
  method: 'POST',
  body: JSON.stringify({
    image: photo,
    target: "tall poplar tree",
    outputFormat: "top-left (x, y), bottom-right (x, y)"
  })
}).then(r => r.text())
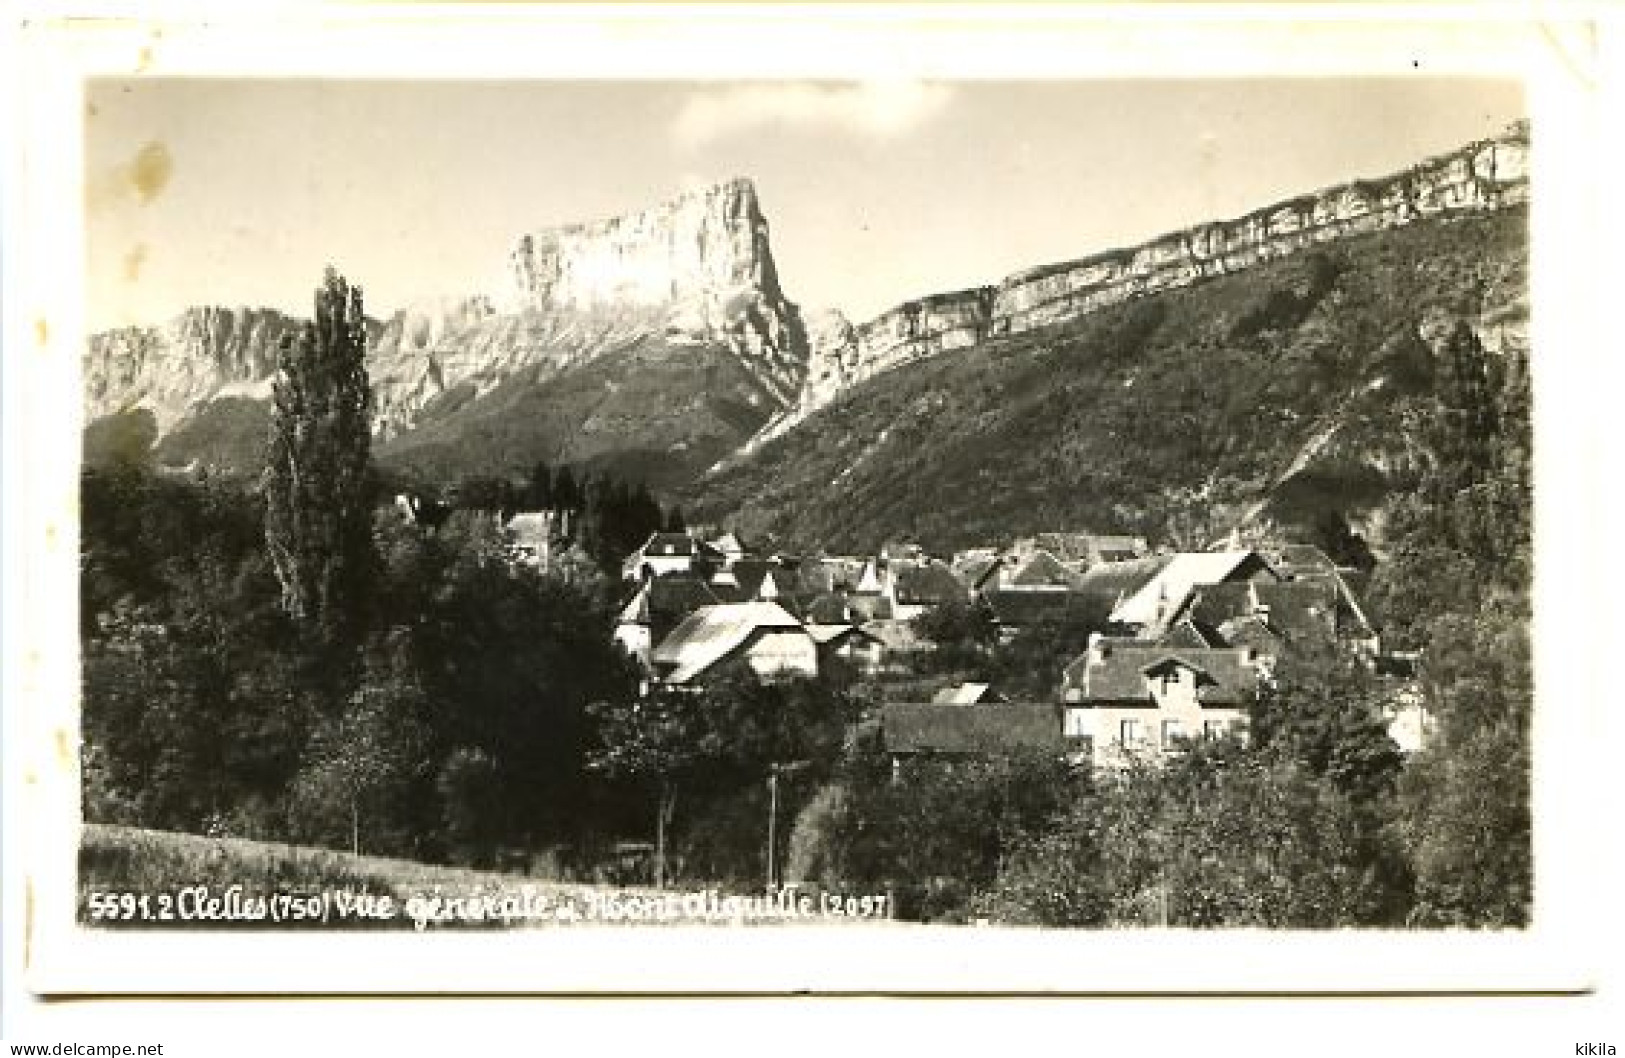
top-left (264, 268), bottom-right (376, 661)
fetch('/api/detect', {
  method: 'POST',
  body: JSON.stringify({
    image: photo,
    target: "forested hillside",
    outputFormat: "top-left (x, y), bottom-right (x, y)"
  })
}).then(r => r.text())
top-left (687, 208), bottom-right (1526, 556)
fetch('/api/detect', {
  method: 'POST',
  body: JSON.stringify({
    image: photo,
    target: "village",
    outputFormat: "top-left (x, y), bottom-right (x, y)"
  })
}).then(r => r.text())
top-left (488, 505), bottom-right (1429, 775)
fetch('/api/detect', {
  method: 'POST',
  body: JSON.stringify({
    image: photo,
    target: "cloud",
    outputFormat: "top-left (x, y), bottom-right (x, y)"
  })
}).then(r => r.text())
top-left (672, 81), bottom-right (954, 149)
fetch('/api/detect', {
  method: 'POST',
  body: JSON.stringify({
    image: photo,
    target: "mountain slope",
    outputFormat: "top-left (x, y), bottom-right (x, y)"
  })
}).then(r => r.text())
top-left (376, 333), bottom-right (782, 489)
top-left (83, 178), bottom-right (808, 480)
top-left (682, 207), bottom-right (1527, 553)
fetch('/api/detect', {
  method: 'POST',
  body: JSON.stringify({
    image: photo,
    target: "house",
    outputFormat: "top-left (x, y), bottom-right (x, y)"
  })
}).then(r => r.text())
top-left (1001, 550), bottom-right (1085, 592)
top-left (1108, 550), bottom-right (1281, 632)
top-left (1082, 535), bottom-right (1151, 566)
top-left (803, 592), bottom-right (856, 627)
top-left (503, 510), bottom-right (561, 569)
top-left (931, 681), bottom-right (1006, 705)
top-left (984, 588), bottom-right (1093, 637)
top-left (978, 548), bottom-right (1098, 637)
top-left (807, 623), bottom-right (886, 674)
top-left (721, 559), bottom-right (803, 604)
top-left (891, 560), bottom-right (968, 620)
top-left (1008, 532), bottom-right (1150, 569)
top-left (951, 548), bottom-right (1006, 595)
top-left (845, 556), bottom-right (964, 621)
top-left (1167, 571), bottom-right (1380, 658)
top-left (1072, 555), bottom-right (1173, 629)
top-left (1060, 636), bottom-right (1261, 768)
top-left (649, 601), bottom-right (818, 686)
top-left (622, 532), bottom-right (723, 583)
top-left (396, 491), bottom-right (453, 530)
top-left (1272, 543), bottom-right (1340, 577)
top-left (881, 702), bottom-right (1067, 765)
top-left (789, 556), bottom-right (837, 597)
top-left (708, 530), bottom-right (752, 567)
top-left (859, 619), bottom-right (931, 670)
top-left (852, 558), bottom-right (888, 597)
top-left (614, 575), bottom-right (724, 667)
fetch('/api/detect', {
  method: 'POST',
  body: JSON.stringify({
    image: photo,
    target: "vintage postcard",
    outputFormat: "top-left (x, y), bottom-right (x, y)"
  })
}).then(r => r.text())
top-left (3, 6), bottom-right (1610, 999)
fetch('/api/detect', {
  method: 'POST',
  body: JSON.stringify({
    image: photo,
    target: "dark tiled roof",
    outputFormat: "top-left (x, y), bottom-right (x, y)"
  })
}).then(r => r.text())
top-left (986, 589), bottom-right (1086, 626)
top-left (882, 703), bottom-right (1063, 756)
top-left (952, 553), bottom-right (1003, 592)
top-left (1062, 645), bottom-right (1258, 705)
top-left (1111, 551), bottom-right (1278, 627)
top-left (1007, 550), bottom-right (1084, 589)
top-left (793, 559), bottom-right (836, 596)
top-left (1276, 544), bottom-right (1337, 574)
top-left (1217, 615), bottom-right (1284, 654)
top-left (1159, 618), bottom-right (1224, 649)
top-left (642, 532), bottom-right (701, 557)
top-left (1186, 583), bottom-right (1253, 627)
top-left (1291, 570), bottom-right (1377, 638)
top-left (648, 575), bottom-right (722, 617)
top-left (728, 559), bottom-right (773, 597)
top-left (804, 592), bottom-right (853, 626)
top-left (1183, 581), bottom-right (1339, 644)
top-left (1028, 533), bottom-right (1097, 563)
top-left (1073, 556), bottom-right (1173, 612)
top-left (894, 562), bottom-right (967, 606)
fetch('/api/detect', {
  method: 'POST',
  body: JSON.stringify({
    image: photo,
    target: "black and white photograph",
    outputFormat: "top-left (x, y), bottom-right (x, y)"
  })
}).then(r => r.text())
top-left (4, 5), bottom-right (1620, 1036)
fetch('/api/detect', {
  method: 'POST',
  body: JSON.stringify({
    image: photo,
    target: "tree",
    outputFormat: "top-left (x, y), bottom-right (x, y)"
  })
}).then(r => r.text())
top-left (1367, 321), bottom-right (1534, 926)
top-left (977, 739), bottom-right (1410, 928)
top-left (287, 635), bottom-right (430, 856)
top-left (527, 460), bottom-right (554, 510)
top-left (588, 687), bottom-right (716, 888)
top-left (1249, 642), bottom-right (1405, 806)
top-left (805, 731), bottom-right (1080, 921)
top-left (552, 465), bottom-right (582, 512)
top-left (588, 665), bottom-right (853, 887)
top-left (263, 268), bottom-right (376, 662)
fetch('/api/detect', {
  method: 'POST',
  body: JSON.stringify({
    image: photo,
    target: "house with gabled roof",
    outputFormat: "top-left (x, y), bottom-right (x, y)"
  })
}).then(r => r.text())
top-left (1060, 635), bottom-right (1262, 768)
top-left (951, 549), bottom-right (1006, 595)
top-left (1002, 549), bottom-right (1085, 592)
top-left (807, 622), bottom-right (886, 674)
top-left (1167, 573), bottom-right (1378, 659)
top-left (707, 530), bottom-right (752, 566)
top-left (1109, 550), bottom-right (1280, 632)
top-left (892, 559), bottom-right (967, 620)
top-left (803, 592), bottom-right (855, 627)
top-left (649, 601), bottom-right (818, 686)
top-left (931, 681), bottom-right (1006, 705)
top-left (622, 531), bottom-right (723, 583)
top-left (1073, 555), bottom-right (1172, 629)
top-left (614, 575), bottom-right (724, 667)
top-left (1011, 532), bottom-right (1150, 569)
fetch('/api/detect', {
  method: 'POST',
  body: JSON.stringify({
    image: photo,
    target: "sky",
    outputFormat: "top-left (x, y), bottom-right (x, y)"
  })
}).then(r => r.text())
top-left (85, 78), bottom-right (1525, 331)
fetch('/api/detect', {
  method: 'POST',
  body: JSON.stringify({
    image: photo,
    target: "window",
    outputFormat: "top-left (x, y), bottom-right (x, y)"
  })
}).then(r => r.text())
top-left (1203, 718), bottom-right (1225, 741)
top-left (1119, 718), bottom-right (1142, 745)
top-left (1064, 709), bottom-right (1091, 739)
top-left (1162, 718), bottom-right (1183, 747)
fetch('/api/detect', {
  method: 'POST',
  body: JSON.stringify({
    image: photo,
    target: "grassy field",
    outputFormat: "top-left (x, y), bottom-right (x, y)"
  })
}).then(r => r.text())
top-left (78, 824), bottom-right (891, 929)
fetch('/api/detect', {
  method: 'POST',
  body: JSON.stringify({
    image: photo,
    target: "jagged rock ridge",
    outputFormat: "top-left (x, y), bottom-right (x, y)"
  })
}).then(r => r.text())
top-left (762, 121), bottom-right (1530, 445)
top-left (84, 177), bottom-right (808, 451)
top-left (85, 125), bottom-right (1528, 487)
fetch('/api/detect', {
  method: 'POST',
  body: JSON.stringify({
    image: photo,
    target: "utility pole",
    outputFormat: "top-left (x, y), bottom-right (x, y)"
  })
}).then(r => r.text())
top-left (766, 768), bottom-right (779, 892)
top-left (765, 760), bottom-right (810, 893)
